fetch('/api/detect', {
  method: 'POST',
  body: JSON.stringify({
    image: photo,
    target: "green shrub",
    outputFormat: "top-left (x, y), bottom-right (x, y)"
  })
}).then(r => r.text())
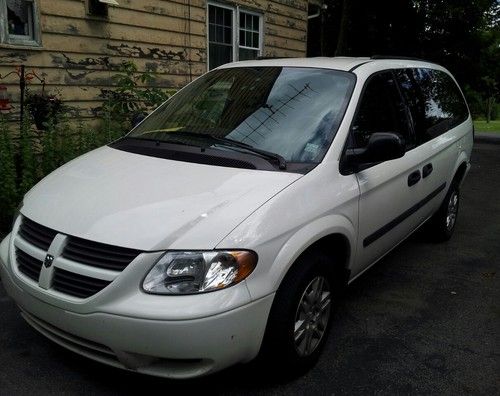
top-left (99, 61), bottom-right (173, 132)
top-left (0, 116), bottom-right (18, 230)
top-left (0, 61), bottom-right (174, 235)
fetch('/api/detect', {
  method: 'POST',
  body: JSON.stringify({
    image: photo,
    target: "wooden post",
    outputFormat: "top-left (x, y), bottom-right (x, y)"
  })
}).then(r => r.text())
top-left (19, 65), bottom-right (26, 132)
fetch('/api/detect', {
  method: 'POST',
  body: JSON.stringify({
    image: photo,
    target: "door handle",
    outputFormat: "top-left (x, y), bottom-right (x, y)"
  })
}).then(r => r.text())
top-left (408, 170), bottom-right (421, 186)
top-left (422, 163), bottom-right (433, 178)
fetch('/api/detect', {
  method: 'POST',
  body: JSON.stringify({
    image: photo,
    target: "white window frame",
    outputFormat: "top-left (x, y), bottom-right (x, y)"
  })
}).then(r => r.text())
top-left (238, 8), bottom-right (263, 54)
top-left (206, 2), bottom-right (263, 70)
top-left (0, 0), bottom-right (41, 47)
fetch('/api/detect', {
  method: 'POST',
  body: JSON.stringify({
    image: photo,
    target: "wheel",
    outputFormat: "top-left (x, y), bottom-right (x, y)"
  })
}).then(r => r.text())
top-left (427, 182), bottom-right (460, 242)
top-left (258, 250), bottom-right (342, 377)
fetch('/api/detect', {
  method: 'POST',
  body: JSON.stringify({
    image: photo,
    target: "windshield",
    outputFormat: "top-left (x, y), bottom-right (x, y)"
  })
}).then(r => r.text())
top-left (128, 67), bottom-right (355, 163)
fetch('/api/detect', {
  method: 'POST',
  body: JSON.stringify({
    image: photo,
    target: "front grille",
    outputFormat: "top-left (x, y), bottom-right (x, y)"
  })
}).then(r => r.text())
top-left (62, 236), bottom-right (140, 271)
top-left (16, 248), bottom-right (43, 281)
top-left (15, 216), bottom-right (140, 299)
top-left (18, 217), bottom-right (57, 250)
top-left (52, 268), bottom-right (112, 298)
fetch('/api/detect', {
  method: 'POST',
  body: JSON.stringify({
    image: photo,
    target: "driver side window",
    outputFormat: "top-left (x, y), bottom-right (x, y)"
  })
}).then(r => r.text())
top-left (349, 71), bottom-right (413, 149)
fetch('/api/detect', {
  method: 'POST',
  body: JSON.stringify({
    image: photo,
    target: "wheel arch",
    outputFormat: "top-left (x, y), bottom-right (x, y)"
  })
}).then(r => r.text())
top-left (269, 216), bottom-right (356, 294)
top-left (453, 160), bottom-right (468, 187)
top-left (451, 151), bottom-right (469, 188)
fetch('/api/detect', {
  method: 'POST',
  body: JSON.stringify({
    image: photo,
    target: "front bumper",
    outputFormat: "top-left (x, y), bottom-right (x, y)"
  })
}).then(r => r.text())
top-left (0, 234), bottom-right (274, 378)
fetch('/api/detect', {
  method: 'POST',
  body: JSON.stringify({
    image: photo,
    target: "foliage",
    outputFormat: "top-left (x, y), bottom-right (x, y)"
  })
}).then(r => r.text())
top-left (474, 120), bottom-right (500, 133)
top-left (25, 91), bottom-right (64, 131)
top-left (0, 115), bottom-right (18, 230)
top-left (0, 114), bottom-right (117, 234)
top-left (319, 0), bottom-right (499, 120)
top-left (99, 61), bottom-right (172, 131)
top-left (0, 60), bottom-right (175, 234)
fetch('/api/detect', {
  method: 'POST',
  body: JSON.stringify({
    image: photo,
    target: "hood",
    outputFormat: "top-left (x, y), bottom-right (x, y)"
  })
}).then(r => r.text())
top-left (21, 146), bottom-right (301, 251)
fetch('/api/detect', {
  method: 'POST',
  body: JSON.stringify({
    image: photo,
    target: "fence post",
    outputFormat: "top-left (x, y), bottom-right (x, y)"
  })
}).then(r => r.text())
top-left (19, 65), bottom-right (26, 133)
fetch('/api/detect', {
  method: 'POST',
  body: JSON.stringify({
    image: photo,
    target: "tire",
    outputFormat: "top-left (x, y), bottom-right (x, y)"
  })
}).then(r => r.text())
top-left (426, 182), bottom-right (460, 242)
top-left (258, 250), bottom-right (342, 377)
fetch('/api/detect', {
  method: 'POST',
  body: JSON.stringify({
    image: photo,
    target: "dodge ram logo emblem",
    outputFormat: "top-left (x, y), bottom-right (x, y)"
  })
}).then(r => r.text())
top-left (43, 254), bottom-right (54, 268)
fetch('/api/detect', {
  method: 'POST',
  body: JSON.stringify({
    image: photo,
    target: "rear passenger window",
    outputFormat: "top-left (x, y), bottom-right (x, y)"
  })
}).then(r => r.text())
top-left (396, 68), bottom-right (469, 144)
top-left (349, 71), bottom-right (413, 149)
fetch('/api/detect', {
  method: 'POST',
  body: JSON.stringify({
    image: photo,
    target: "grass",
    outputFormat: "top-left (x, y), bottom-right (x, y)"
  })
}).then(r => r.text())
top-left (473, 120), bottom-right (500, 133)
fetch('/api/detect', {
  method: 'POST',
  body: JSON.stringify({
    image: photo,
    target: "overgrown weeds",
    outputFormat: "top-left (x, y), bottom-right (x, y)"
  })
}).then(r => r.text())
top-left (0, 61), bottom-right (173, 234)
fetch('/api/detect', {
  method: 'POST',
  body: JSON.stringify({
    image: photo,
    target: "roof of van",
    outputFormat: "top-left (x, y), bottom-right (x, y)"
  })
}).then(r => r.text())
top-left (217, 56), bottom-right (443, 72)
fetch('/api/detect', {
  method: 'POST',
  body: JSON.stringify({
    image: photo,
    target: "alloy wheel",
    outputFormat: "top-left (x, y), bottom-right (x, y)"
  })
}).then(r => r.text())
top-left (293, 276), bottom-right (331, 357)
top-left (446, 190), bottom-right (459, 231)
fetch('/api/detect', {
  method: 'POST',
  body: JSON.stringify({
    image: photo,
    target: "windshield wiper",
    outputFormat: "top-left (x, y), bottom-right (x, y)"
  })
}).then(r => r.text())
top-left (135, 131), bottom-right (287, 170)
top-left (209, 136), bottom-right (287, 170)
top-left (124, 136), bottom-right (191, 146)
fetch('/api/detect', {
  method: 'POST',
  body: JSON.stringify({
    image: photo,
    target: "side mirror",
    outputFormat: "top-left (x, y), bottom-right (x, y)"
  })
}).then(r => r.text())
top-left (343, 132), bottom-right (405, 173)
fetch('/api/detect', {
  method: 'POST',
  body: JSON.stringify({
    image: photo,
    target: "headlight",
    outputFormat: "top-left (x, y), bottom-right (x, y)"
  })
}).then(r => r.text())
top-left (142, 250), bottom-right (257, 295)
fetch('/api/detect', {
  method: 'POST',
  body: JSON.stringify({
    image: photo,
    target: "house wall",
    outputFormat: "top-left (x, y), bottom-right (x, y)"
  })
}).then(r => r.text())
top-left (0, 0), bottom-right (308, 121)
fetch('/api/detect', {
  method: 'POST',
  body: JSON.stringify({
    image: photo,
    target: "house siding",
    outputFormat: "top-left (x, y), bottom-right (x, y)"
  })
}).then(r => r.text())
top-left (0, 0), bottom-right (308, 121)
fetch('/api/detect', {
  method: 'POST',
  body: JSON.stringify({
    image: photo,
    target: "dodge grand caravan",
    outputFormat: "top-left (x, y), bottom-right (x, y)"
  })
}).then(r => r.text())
top-left (0, 57), bottom-right (473, 378)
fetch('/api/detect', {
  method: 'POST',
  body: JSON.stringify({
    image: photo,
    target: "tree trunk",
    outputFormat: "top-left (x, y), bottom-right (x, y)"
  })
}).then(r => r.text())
top-left (335, 0), bottom-right (351, 56)
top-left (486, 97), bottom-right (492, 123)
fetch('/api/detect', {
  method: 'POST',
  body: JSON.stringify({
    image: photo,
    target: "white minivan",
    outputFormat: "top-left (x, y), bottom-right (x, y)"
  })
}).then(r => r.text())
top-left (0, 57), bottom-right (473, 379)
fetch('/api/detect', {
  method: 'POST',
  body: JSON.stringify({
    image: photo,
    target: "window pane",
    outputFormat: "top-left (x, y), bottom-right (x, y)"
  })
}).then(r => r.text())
top-left (253, 33), bottom-right (259, 47)
top-left (246, 31), bottom-right (252, 47)
top-left (224, 7), bottom-right (232, 26)
top-left (350, 72), bottom-right (412, 149)
top-left (238, 11), bottom-right (260, 51)
top-left (396, 68), bottom-right (469, 144)
top-left (7, 0), bottom-right (34, 37)
top-left (208, 5), bottom-right (233, 69)
top-left (209, 5), bottom-right (215, 23)
top-left (216, 26), bottom-right (223, 43)
top-left (253, 15), bottom-right (259, 30)
top-left (209, 43), bottom-right (233, 70)
top-left (238, 48), bottom-right (258, 61)
top-left (215, 7), bottom-right (223, 25)
top-left (224, 27), bottom-right (232, 44)
top-left (394, 69), bottom-right (425, 144)
top-left (131, 67), bottom-right (356, 164)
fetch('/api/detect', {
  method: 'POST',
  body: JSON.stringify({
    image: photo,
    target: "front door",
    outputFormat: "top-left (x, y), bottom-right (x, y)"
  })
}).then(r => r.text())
top-left (348, 71), bottom-right (427, 277)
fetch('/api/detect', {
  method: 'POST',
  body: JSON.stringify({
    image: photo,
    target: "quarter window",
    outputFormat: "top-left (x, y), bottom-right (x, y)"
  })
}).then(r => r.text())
top-left (349, 72), bottom-right (413, 149)
top-left (0, 0), bottom-right (40, 46)
top-left (208, 3), bottom-right (262, 70)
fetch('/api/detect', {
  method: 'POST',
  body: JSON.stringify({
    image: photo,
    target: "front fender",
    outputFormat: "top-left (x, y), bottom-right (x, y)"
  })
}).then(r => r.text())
top-left (241, 214), bottom-right (356, 300)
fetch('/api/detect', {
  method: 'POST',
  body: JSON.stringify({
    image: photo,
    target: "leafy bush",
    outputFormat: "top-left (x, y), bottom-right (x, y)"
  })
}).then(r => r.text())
top-left (99, 61), bottom-right (173, 131)
top-left (25, 91), bottom-right (64, 131)
top-left (0, 61), bottom-right (174, 235)
top-left (0, 116), bottom-right (18, 230)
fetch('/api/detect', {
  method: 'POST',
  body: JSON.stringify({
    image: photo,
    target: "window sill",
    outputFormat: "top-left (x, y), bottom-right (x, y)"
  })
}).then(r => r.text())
top-left (85, 13), bottom-right (109, 21)
top-left (0, 42), bottom-right (43, 51)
